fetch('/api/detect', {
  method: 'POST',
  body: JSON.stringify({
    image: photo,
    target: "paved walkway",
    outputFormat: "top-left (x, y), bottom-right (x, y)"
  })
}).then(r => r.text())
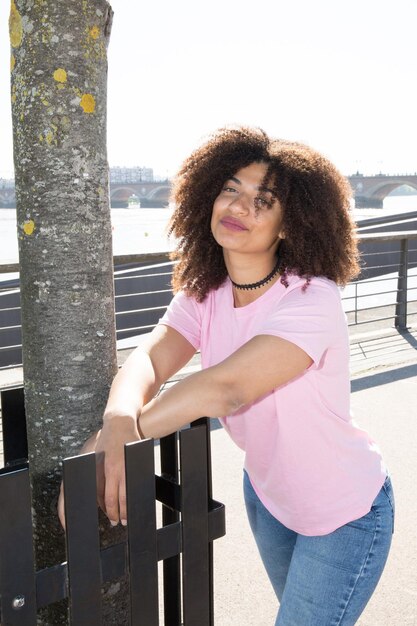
top-left (1, 323), bottom-right (416, 624)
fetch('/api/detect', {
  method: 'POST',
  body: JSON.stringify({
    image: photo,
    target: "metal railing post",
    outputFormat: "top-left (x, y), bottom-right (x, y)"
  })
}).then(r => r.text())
top-left (395, 238), bottom-right (409, 329)
top-left (354, 282), bottom-right (358, 325)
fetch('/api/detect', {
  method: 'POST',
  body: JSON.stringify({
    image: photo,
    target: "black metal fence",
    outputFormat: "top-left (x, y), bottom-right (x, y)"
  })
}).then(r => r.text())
top-left (0, 388), bottom-right (225, 625)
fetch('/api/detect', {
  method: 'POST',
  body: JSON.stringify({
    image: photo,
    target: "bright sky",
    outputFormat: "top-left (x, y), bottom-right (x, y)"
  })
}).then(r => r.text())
top-left (1, 0), bottom-right (416, 180)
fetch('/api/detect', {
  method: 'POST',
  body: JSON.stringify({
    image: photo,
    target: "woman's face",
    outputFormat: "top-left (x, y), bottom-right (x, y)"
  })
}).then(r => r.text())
top-left (210, 162), bottom-right (285, 256)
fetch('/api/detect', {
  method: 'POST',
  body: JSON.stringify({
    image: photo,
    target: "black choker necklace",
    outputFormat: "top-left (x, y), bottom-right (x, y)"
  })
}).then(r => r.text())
top-left (231, 259), bottom-right (281, 291)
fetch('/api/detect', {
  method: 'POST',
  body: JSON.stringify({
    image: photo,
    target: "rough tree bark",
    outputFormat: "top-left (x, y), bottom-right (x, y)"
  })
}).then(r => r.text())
top-left (9, 1), bottom-right (127, 623)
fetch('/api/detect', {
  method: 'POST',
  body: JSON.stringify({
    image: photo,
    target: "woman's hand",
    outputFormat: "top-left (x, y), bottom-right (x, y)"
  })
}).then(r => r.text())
top-left (57, 417), bottom-right (141, 530)
top-left (58, 430), bottom-right (102, 530)
top-left (95, 414), bottom-right (141, 526)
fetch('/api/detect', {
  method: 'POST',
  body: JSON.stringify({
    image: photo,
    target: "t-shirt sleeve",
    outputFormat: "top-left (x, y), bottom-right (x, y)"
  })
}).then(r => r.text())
top-left (158, 291), bottom-right (202, 350)
top-left (256, 279), bottom-right (343, 366)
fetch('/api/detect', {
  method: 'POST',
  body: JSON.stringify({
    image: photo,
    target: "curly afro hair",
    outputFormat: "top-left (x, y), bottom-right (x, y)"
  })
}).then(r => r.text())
top-left (169, 126), bottom-right (359, 301)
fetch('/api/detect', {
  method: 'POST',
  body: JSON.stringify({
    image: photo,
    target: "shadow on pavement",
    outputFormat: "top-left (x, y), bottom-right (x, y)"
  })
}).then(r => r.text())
top-left (351, 362), bottom-right (417, 392)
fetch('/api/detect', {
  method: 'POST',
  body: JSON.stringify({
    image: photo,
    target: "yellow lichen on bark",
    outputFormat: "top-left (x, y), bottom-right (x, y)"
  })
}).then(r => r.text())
top-left (80, 93), bottom-right (96, 113)
top-left (89, 25), bottom-right (100, 39)
top-left (9, 1), bottom-right (23, 48)
top-left (23, 220), bottom-right (35, 236)
top-left (53, 68), bottom-right (67, 83)
top-left (10, 54), bottom-right (16, 72)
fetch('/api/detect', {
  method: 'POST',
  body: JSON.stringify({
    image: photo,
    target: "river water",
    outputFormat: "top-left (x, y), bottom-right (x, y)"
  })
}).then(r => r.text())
top-left (1, 196), bottom-right (416, 268)
top-left (0, 207), bottom-right (174, 268)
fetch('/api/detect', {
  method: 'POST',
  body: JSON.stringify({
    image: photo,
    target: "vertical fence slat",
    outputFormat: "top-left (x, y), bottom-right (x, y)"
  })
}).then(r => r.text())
top-left (180, 426), bottom-right (210, 626)
top-left (160, 432), bottom-right (181, 626)
top-left (0, 387), bottom-right (28, 465)
top-left (63, 453), bottom-right (102, 625)
top-left (191, 418), bottom-right (214, 626)
top-left (125, 439), bottom-right (159, 626)
top-left (0, 467), bottom-right (37, 625)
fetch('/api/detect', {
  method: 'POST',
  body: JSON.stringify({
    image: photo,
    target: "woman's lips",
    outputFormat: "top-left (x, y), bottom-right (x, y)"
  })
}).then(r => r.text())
top-left (220, 217), bottom-right (248, 231)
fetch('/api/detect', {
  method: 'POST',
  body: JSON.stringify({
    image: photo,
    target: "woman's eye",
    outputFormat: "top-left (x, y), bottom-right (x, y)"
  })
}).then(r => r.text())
top-left (254, 196), bottom-right (272, 209)
top-left (222, 186), bottom-right (237, 193)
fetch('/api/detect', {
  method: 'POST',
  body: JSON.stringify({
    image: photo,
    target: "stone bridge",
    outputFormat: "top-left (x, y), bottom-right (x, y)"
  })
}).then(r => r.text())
top-left (0, 180), bottom-right (172, 209)
top-left (349, 174), bottom-right (417, 208)
top-left (110, 181), bottom-right (171, 207)
top-left (1, 175), bottom-right (416, 209)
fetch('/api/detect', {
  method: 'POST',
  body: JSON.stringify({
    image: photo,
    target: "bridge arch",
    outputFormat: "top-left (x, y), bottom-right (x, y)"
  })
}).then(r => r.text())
top-left (365, 181), bottom-right (417, 203)
top-left (110, 186), bottom-right (139, 204)
top-left (147, 185), bottom-right (171, 200)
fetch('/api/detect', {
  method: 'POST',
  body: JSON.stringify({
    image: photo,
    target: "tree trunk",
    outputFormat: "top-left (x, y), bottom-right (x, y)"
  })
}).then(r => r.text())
top-left (9, 1), bottom-right (127, 623)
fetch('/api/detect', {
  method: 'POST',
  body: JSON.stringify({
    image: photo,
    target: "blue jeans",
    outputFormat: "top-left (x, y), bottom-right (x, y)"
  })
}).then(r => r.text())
top-left (243, 471), bottom-right (394, 625)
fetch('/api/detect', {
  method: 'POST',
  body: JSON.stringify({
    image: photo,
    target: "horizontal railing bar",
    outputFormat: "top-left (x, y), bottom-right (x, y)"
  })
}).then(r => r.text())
top-left (0, 343), bottom-right (22, 351)
top-left (345, 284), bottom-right (409, 294)
top-left (116, 305), bottom-right (168, 317)
top-left (116, 324), bottom-right (157, 335)
top-left (360, 249), bottom-right (411, 257)
top-left (348, 274), bottom-right (416, 285)
top-left (342, 297), bottom-right (398, 308)
top-left (360, 249), bottom-right (402, 255)
top-left (156, 475), bottom-right (181, 511)
top-left (115, 289), bottom-right (172, 299)
top-left (342, 276), bottom-right (398, 292)
top-left (0, 264), bottom-right (19, 274)
top-left (0, 306), bottom-right (21, 313)
top-left (358, 231), bottom-right (417, 243)
top-left (347, 315), bottom-right (395, 326)
top-left (0, 291), bottom-right (19, 297)
top-left (348, 302), bottom-right (397, 313)
top-left (343, 289), bottom-right (404, 300)
top-left (0, 364), bottom-right (22, 371)
top-left (114, 260), bottom-right (175, 275)
top-left (359, 263), bottom-right (404, 272)
top-left (113, 252), bottom-right (171, 266)
top-left (115, 272), bottom-right (173, 282)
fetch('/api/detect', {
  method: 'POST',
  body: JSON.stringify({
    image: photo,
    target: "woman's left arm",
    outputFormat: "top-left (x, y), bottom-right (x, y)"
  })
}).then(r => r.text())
top-left (139, 334), bottom-right (312, 439)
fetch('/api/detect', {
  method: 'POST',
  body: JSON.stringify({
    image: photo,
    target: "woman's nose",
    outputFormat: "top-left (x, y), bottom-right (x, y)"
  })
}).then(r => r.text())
top-left (229, 193), bottom-right (250, 214)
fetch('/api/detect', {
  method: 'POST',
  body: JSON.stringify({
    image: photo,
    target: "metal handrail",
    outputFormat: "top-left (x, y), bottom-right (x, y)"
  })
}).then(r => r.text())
top-left (0, 231), bottom-right (416, 370)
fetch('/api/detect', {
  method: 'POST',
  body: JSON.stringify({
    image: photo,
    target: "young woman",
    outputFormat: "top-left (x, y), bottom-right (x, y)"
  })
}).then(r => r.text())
top-left (59, 127), bottom-right (394, 625)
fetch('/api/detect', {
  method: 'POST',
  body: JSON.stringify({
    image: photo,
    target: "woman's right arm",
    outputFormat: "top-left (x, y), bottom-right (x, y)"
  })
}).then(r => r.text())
top-left (58, 324), bottom-right (196, 529)
top-left (98, 324), bottom-right (196, 525)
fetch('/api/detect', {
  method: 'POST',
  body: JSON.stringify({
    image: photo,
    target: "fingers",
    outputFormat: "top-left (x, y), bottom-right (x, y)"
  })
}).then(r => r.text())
top-left (57, 483), bottom-right (66, 530)
top-left (119, 476), bottom-right (127, 526)
top-left (58, 470), bottom-right (126, 531)
top-left (58, 428), bottom-right (134, 529)
top-left (80, 430), bottom-right (101, 455)
top-left (96, 453), bottom-right (106, 514)
top-left (104, 472), bottom-right (128, 527)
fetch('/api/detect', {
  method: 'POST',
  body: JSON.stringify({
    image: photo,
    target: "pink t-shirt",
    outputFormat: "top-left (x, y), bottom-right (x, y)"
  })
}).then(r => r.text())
top-left (159, 273), bottom-right (386, 536)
